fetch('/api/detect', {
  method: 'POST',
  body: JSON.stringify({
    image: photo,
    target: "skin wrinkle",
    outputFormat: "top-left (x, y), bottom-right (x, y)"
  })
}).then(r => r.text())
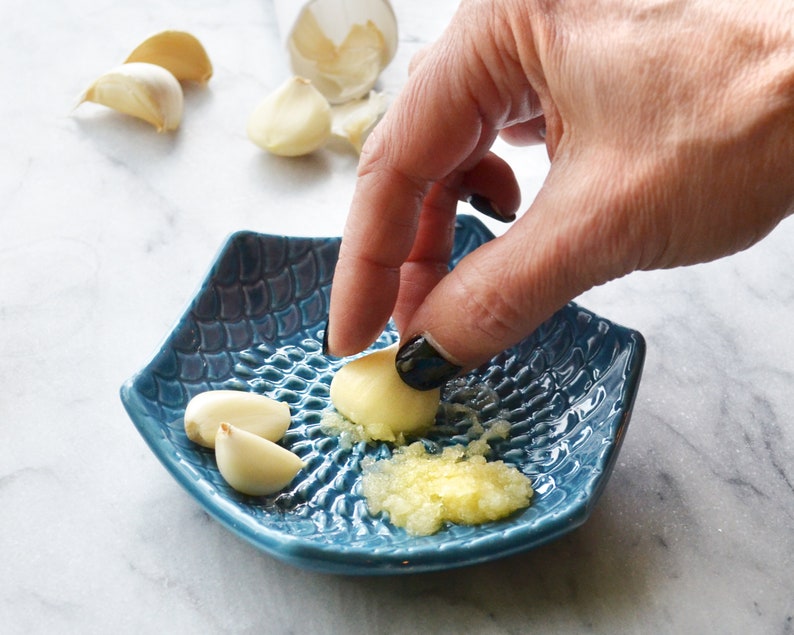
top-left (344, 164), bottom-right (426, 267)
top-left (328, 0), bottom-right (794, 370)
top-left (465, 6), bottom-right (528, 129)
top-left (442, 246), bottom-right (528, 364)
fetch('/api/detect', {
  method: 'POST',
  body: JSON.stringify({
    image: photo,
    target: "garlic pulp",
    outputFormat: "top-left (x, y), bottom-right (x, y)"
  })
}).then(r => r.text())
top-left (362, 442), bottom-right (533, 536)
top-left (214, 423), bottom-right (305, 496)
top-left (184, 390), bottom-right (291, 449)
top-left (247, 76), bottom-right (332, 156)
top-left (125, 30), bottom-right (213, 84)
top-left (77, 62), bottom-right (183, 132)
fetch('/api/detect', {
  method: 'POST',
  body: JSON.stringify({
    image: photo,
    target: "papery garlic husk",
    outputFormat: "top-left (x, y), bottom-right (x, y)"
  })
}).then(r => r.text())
top-left (77, 62), bottom-right (183, 132)
top-left (125, 30), bottom-right (213, 84)
top-left (214, 423), bottom-right (305, 496)
top-left (184, 390), bottom-right (291, 449)
top-left (330, 91), bottom-right (387, 153)
top-left (247, 76), bottom-right (332, 156)
top-left (315, 21), bottom-right (387, 102)
top-left (330, 344), bottom-right (441, 442)
top-left (290, 8), bottom-right (389, 103)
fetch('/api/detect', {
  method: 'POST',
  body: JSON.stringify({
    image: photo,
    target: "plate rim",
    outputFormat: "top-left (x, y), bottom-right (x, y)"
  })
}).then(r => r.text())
top-left (120, 215), bottom-right (646, 575)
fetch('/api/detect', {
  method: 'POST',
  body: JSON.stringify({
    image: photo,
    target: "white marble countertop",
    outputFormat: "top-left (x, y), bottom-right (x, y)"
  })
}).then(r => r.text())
top-left (2, 0), bottom-right (793, 632)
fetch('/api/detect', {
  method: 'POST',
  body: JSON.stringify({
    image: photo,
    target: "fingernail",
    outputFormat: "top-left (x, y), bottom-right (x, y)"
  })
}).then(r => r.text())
top-left (467, 194), bottom-right (515, 223)
top-left (321, 319), bottom-right (331, 356)
top-left (395, 335), bottom-right (462, 390)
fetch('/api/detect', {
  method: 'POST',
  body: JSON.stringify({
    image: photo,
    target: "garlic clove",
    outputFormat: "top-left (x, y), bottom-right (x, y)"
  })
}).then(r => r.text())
top-left (77, 62), bottom-right (183, 132)
top-left (184, 390), bottom-right (291, 449)
top-left (214, 423), bottom-right (305, 496)
top-left (124, 30), bottom-right (213, 84)
top-left (247, 76), bottom-right (332, 157)
top-left (330, 344), bottom-right (441, 441)
top-left (330, 91), bottom-right (388, 153)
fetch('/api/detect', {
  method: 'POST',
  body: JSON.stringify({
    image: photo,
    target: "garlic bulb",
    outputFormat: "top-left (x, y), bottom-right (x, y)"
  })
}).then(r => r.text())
top-left (125, 30), bottom-right (213, 84)
top-left (214, 423), bottom-right (304, 496)
top-left (330, 344), bottom-right (441, 441)
top-left (247, 76), bottom-right (332, 156)
top-left (184, 390), bottom-right (291, 449)
top-left (77, 62), bottom-right (183, 132)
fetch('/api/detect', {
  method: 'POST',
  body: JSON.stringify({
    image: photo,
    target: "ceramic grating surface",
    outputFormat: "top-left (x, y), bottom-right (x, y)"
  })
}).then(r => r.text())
top-left (121, 215), bottom-right (645, 573)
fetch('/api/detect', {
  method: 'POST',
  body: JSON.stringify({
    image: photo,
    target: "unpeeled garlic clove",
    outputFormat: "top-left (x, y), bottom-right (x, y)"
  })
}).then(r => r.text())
top-left (330, 91), bottom-right (387, 153)
top-left (77, 62), bottom-right (183, 132)
top-left (125, 30), bottom-right (213, 84)
top-left (247, 76), bottom-right (331, 156)
top-left (330, 344), bottom-right (441, 441)
top-left (214, 423), bottom-right (305, 496)
top-left (184, 390), bottom-right (291, 449)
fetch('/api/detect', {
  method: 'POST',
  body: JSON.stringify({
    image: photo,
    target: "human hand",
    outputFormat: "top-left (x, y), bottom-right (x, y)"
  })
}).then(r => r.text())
top-left (326, 0), bottom-right (794, 389)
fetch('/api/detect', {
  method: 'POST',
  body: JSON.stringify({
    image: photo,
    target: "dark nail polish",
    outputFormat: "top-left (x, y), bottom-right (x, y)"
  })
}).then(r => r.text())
top-left (467, 194), bottom-right (515, 223)
top-left (321, 319), bottom-right (330, 356)
top-left (395, 335), bottom-right (462, 391)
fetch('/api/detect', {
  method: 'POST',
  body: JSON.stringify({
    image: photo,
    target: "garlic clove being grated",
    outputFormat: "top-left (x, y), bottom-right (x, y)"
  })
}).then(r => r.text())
top-left (214, 423), bottom-right (305, 496)
top-left (77, 62), bottom-right (183, 132)
top-left (330, 344), bottom-right (441, 441)
top-left (125, 30), bottom-right (213, 84)
top-left (247, 76), bottom-right (332, 157)
top-left (184, 390), bottom-right (291, 449)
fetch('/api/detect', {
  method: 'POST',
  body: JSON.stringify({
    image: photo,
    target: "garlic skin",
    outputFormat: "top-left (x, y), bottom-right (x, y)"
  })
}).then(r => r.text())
top-left (77, 62), bottom-right (183, 132)
top-left (247, 76), bottom-right (332, 157)
top-left (184, 390), bottom-right (291, 449)
top-left (214, 423), bottom-right (305, 496)
top-left (125, 30), bottom-right (213, 84)
top-left (330, 91), bottom-right (387, 153)
top-left (315, 21), bottom-right (387, 103)
top-left (289, 8), bottom-right (392, 103)
top-left (330, 344), bottom-right (441, 441)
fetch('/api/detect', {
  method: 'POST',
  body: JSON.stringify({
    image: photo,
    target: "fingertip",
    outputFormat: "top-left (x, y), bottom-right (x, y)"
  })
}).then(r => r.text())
top-left (460, 152), bottom-right (521, 221)
top-left (467, 194), bottom-right (517, 223)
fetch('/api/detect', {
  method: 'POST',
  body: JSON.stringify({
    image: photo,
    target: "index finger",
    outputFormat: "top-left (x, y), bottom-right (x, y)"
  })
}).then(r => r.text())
top-left (325, 47), bottom-right (492, 356)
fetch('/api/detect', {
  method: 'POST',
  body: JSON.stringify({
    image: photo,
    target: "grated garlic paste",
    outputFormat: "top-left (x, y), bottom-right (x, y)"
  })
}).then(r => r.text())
top-left (321, 369), bottom-right (534, 535)
top-left (361, 441), bottom-right (533, 536)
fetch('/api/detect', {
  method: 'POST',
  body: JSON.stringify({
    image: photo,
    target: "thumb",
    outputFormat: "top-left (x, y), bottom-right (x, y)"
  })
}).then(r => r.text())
top-left (395, 157), bottom-right (633, 390)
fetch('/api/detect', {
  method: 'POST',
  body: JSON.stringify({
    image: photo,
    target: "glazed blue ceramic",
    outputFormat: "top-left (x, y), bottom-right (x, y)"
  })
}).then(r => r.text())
top-left (120, 215), bottom-right (645, 575)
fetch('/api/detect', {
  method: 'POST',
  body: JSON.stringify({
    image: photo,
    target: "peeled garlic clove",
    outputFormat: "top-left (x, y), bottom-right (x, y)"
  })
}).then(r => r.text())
top-left (330, 344), bottom-right (441, 441)
top-left (214, 423), bottom-right (304, 496)
top-left (184, 390), bottom-right (291, 449)
top-left (77, 62), bottom-right (183, 132)
top-left (125, 30), bottom-right (213, 84)
top-left (247, 76), bottom-right (331, 157)
top-left (330, 91), bottom-right (387, 153)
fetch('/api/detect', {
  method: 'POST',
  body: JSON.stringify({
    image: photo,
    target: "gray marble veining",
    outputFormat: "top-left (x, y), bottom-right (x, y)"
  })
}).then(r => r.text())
top-left (1, 0), bottom-right (792, 633)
